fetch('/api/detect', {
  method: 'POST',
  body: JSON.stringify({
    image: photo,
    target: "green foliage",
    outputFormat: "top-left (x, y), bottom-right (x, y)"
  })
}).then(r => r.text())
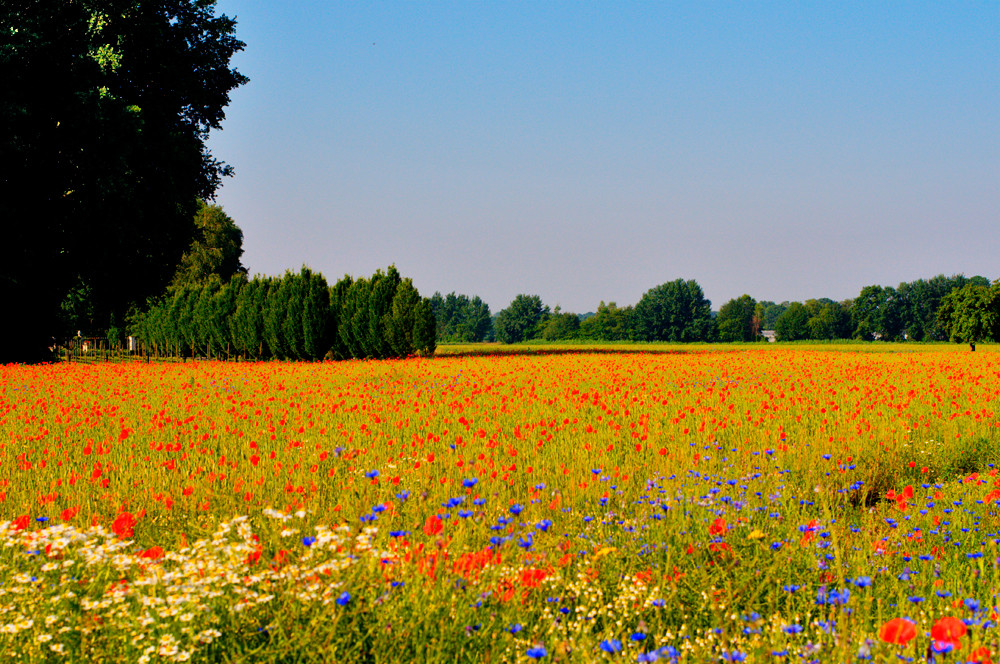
top-left (1, 0), bottom-right (247, 361)
top-left (57, 279), bottom-right (96, 338)
top-left (429, 292), bottom-right (493, 342)
top-left (328, 276), bottom-right (355, 361)
top-left (632, 279), bottom-right (714, 342)
top-left (774, 302), bottom-right (809, 341)
top-left (413, 298), bottom-right (437, 356)
top-left (231, 278), bottom-right (269, 359)
top-left (339, 277), bottom-right (372, 360)
top-left (936, 280), bottom-right (1000, 346)
top-left (758, 301), bottom-right (788, 330)
top-left (367, 267), bottom-right (403, 359)
top-left (169, 201), bottom-right (247, 292)
top-left (716, 294), bottom-right (756, 342)
top-left (578, 301), bottom-right (634, 341)
top-left (281, 270), bottom-right (307, 360)
top-left (851, 275), bottom-right (988, 342)
top-left (852, 285), bottom-right (905, 341)
top-left (263, 276), bottom-right (292, 360)
top-left (386, 279), bottom-right (421, 357)
top-left (330, 266), bottom-right (434, 360)
top-left (541, 308), bottom-right (581, 341)
top-left (803, 299), bottom-right (852, 341)
top-left (494, 295), bottom-right (549, 344)
top-left (301, 269), bottom-right (330, 361)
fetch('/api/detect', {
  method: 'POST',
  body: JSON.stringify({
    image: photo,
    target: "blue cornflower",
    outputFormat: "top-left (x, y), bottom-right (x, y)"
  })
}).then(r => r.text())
top-left (336, 592), bottom-right (350, 606)
top-left (364, 469), bottom-right (379, 479)
top-left (535, 519), bottom-right (553, 532)
top-left (458, 510), bottom-right (473, 518)
top-left (301, 536), bottom-right (316, 547)
top-left (510, 504), bottom-right (524, 515)
top-left (463, 478), bottom-right (478, 488)
top-left (526, 645), bottom-right (547, 659)
top-left (599, 639), bottom-right (622, 653)
top-left (396, 490), bottom-right (410, 501)
top-left (508, 624), bottom-right (523, 634)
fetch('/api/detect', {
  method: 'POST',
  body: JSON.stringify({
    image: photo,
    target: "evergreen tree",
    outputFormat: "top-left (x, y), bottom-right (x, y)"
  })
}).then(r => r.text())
top-left (264, 276), bottom-right (291, 359)
top-left (387, 278), bottom-right (420, 357)
top-left (301, 268), bottom-right (330, 360)
top-left (280, 270), bottom-right (306, 360)
top-left (328, 275), bottom-right (355, 360)
top-left (413, 298), bottom-right (437, 357)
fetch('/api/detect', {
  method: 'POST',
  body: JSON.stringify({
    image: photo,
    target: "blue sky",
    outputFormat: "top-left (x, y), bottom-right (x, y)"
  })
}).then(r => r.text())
top-left (206, 1), bottom-right (998, 313)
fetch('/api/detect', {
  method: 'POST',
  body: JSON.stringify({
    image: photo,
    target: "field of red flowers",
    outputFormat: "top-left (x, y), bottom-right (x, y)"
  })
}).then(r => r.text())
top-left (1, 347), bottom-right (999, 662)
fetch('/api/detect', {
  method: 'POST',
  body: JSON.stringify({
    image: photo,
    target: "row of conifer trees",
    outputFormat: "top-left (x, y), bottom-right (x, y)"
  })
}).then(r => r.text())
top-left (132, 266), bottom-right (436, 360)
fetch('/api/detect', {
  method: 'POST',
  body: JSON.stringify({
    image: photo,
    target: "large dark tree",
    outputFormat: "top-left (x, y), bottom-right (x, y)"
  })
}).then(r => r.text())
top-left (429, 292), bottom-right (493, 343)
top-left (774, 302), bottom-right (810, 341)
top-left (168, 200), bottom-right (246, 291)
top-left (633, 279), bottom-right (715, 342)
top-left (494, 295), bottom-right (549, 344)
top-left (937, 281), bottom-right (1000, 350)
top-left (1, 0), bottom-right (247, 361)
top-left (716, 294), bottom-right (757, 342)
top-left (578, 301), bottom-right (634, 341)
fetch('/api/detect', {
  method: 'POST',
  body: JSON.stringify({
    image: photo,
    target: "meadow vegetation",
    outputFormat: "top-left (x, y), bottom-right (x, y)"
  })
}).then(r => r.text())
top-left (1, 346), bottom-right (999, 662)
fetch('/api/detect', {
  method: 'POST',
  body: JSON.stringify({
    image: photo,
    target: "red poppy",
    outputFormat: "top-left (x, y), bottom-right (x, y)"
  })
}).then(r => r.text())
top-left (931, 616), bottom-right (966, 647)
top-left (423, 515), bottom-right (443, 537)
top-left (709, 518), bottom-right (727, 536)
top-left (138, 546), bottom-right (165, 560)
top-left (969, 646), bottom-right (993, 663)
top-left (880, 618), bottom-right (917, 645)
top-left (111, 511), bottom-right (137, 539)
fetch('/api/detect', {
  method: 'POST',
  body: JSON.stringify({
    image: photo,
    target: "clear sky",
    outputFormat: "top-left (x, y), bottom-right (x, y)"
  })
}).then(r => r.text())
top-left (206, 1), bottom-right (998, 314)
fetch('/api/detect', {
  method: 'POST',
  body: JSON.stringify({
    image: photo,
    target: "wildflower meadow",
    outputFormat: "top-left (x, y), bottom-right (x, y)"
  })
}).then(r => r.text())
top-left (1, 346), bottom-right (999, 663)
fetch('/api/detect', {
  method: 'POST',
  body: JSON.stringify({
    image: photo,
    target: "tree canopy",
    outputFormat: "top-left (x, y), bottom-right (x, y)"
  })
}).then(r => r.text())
top-left (716, 294), bottom-right (757, 342)
top-left (937, 281), bottom-right (1000, 349)
top-left (1, 0), bottom-right (247, 361)
top-left (494, 295), bottom-right (548, 344)
top-left (633, 279), bottom-right (714, 342)
top-left (429, 292), bottom-right (493, 343)
top-left (168, 201), bottom-right (246, 291)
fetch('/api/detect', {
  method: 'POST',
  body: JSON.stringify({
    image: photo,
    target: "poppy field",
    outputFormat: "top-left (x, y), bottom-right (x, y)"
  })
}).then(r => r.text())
top-left (1, 347), bottom-right (1000, 663)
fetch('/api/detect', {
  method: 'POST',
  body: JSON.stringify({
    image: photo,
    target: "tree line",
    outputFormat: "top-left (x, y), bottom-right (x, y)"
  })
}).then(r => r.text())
top-left (130, 266), bottom-right (435, 360)
top-left (483, 274), bottom-right (999, 347)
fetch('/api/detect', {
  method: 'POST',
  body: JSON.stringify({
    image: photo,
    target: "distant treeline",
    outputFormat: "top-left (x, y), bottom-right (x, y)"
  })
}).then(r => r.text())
top-left (441, 273), bottom-right (998, 345)
top-left (131, 266), bottom-right (435, 359)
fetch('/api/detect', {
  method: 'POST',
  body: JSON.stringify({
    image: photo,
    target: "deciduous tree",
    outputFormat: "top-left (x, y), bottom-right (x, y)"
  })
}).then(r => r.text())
top-left (1, 0), bottom-right (247, 361)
